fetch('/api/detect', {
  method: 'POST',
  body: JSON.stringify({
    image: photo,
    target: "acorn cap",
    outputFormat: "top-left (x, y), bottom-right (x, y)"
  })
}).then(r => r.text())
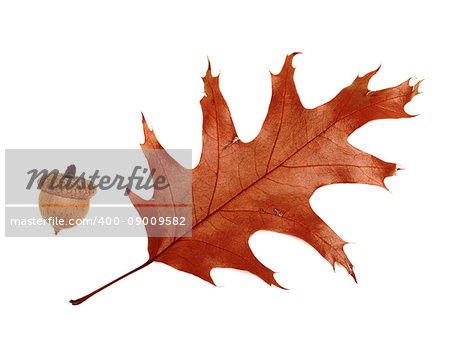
top-left (38, 165), bottom-right (96, 200)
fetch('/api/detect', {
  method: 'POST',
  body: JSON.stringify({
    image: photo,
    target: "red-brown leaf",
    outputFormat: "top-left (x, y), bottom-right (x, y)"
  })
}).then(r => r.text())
top-left (71, 54), bottom-right (420, 304)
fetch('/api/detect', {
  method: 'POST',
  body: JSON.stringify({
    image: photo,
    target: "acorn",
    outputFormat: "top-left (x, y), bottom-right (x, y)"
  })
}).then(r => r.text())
top-left (38, 164), bottom-right (96, 235)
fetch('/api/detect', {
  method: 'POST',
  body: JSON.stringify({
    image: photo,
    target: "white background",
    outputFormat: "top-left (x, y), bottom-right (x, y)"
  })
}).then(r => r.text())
top-left (1, 0), bottom-right (449, 337)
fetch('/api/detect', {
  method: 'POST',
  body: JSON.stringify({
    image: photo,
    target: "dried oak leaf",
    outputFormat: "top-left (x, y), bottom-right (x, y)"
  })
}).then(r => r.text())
top-left (71, 54), bottom-right (420, 305)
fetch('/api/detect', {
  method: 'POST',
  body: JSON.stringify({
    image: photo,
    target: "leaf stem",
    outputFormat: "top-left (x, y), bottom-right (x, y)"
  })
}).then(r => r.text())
top-left (70, 259), bottom-right (153, 305)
